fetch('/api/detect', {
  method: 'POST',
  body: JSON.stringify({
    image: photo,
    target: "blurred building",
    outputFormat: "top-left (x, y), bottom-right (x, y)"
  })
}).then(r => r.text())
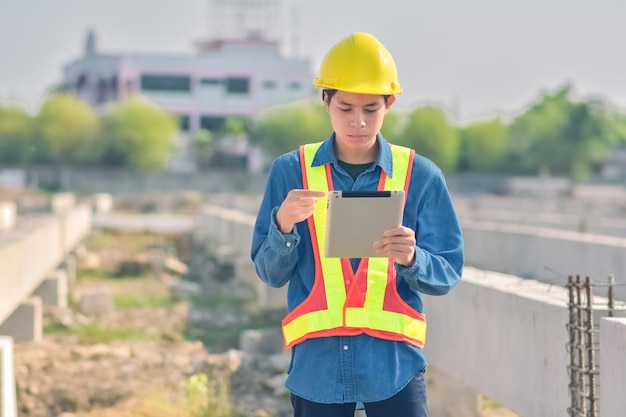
top-left (59, 0), bottom-right (311, 172)
top-left (61, 30), bottom-right (312, 135)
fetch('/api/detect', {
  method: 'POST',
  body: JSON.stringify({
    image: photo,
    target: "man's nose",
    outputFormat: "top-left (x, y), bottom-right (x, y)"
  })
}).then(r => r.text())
top-left (350, 113), bottom-right (366, 127)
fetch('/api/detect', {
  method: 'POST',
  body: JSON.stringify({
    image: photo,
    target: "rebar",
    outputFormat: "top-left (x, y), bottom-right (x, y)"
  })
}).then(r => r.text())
top-left (607, 275), bottom-right (614, 318)
top-left (565, 274), bottom-right (622, 417)
top-left (584, 277), bottom-right (598, 417)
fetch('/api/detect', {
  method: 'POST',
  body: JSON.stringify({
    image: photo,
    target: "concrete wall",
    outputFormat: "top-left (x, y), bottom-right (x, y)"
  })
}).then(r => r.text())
top-left (424, 268), bottom-right (626, 417)
top-left (461, 219), bottom-right (626, 301)
top-left (0, 203), bottom-right (92, 324)
top-left (599, 317), bottom-right (626, 417)
top-left (455, 204), bottom-right (626, 237)
top-left (423, 268), bottom-right (573, 417)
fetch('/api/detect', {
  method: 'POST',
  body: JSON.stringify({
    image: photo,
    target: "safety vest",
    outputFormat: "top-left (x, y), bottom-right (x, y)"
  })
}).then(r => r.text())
top-left (281, 142), bottom-right (427, 348)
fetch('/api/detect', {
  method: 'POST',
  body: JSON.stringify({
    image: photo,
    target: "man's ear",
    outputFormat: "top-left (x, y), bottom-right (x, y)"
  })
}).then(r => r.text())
top-left (323, 91), bottom-right (331, 112)
top-left (386, 95), bottom-right (396, 109)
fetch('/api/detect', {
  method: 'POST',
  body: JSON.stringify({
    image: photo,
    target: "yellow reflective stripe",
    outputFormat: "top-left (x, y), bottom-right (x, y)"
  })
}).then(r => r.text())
top-left (283, 143), bottom-right (344, 346)
top-left (386, 144), bottom-right (411, 190)
top-left (345, 308), bottom-right (426, 342)
top-left (363, 258), bottom-right (388, 310)
top-left (283, 307), bottom-right (344, 344)
top-left (345, 145), bottom-right (421, 340)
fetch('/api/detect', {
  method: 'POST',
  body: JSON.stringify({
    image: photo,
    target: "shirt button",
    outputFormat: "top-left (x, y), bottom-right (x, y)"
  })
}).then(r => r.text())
top-left (343, 345), bottom-right (349, 351)
top-left (286, 242), bottom-right (292, 247)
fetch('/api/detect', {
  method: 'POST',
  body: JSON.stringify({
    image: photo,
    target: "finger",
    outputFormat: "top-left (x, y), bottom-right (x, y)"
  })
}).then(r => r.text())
top-left (291, 189), bottom-right (327, 198)
top-left (383, 226), bottom-right (411, 237)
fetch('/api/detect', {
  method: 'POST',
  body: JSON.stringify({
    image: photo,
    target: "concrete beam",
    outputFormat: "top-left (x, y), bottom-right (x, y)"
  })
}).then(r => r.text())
top-left (50, 192), bottom-right (76, 213)
top-left (461, 219), bottom-right (626, 301)
top-left (0, 297), bottom-right (42, 343)
top-left (0, 336), bottom-right (17, 417)
top-left (599, 317), bottom-right (626, 416)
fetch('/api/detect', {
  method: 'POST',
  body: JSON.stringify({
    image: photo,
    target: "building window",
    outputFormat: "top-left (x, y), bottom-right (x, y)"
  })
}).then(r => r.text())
top-left (140, 74), bottom-right (191, 92)
top-left (75, 74), bottom-right (87, 90)
top-left (96, 79), bottom-right (108, 104)
top-left (178, 115), bottom-right (190, 131)
top-left (226, 77), bottom-right (250, 94)
top-left (288, 81), bottom-right (302, 91)
top-left (262, 80), bottom-right (277, 90)
top-left (200, 78), bottom-right (222, 85)
top-left (200, 116), bottom-right (226, 132)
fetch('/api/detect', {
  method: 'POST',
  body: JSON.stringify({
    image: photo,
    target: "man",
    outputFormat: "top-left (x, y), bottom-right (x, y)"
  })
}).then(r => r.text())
top-left (251, 32), bottom-right (464, 417)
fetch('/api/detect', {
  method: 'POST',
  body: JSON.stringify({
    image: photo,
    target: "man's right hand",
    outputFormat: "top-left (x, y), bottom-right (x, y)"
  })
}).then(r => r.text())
top-left (276, 189), bottom-right (326, 234)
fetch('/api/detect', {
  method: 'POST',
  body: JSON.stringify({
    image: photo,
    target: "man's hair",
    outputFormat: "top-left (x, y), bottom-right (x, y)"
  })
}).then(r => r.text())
top-left (322, 89), bottom-right (391, 104)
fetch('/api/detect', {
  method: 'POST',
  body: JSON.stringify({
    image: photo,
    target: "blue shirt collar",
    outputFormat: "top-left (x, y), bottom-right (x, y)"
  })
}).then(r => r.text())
top-left (311, 132), bottom-right (394, 178)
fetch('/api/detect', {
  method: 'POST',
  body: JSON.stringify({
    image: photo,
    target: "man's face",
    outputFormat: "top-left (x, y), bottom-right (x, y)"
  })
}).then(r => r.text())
top-left (325, 91), bottom-right (392, 162)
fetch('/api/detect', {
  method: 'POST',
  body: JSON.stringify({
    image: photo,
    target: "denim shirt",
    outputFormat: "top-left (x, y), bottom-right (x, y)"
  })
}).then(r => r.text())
top-left (250, 133), bottom-right (464, 404)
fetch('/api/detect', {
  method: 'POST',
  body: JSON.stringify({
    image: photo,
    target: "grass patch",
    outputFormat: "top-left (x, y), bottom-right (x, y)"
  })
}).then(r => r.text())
top-left (114, 292), bottom-right (178, 310)
top-left (481, 396), bottom-right (504, 409)
top-left (77, 269), bottom-right (121, 282)
top-left (78, 373), bottom-right (244, 417)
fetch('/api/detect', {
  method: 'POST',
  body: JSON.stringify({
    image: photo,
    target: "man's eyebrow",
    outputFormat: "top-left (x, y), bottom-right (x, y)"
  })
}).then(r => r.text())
top-left (338, 100), bottom-right (381, 107)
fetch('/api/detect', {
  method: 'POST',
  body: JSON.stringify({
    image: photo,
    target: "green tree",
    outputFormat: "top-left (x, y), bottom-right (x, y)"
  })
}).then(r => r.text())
top-left (396, 106), bottom-right (460, 172)
top-left (98, 96), bottom-right (177, 169)
top-left (505, 85), bottom-right (617, 178)
top-left (380, 109), bottom-right (401, 140)
top-left (249, 101), bottom-right (332, 158)
top-left (459, 117), bottom-right (508, 171)
top-left (221, 117), bottom-right (248, 138)
top-left (0, 105), bottom-right (33, 164)
top-left (36, 94), bottom-right (100, 164)
top-left (190, 129), bottom-right (214, 170)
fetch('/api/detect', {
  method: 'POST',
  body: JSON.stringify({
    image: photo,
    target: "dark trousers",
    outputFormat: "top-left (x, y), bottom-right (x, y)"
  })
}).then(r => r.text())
top-left (290, 372), bottom-right (429, 417)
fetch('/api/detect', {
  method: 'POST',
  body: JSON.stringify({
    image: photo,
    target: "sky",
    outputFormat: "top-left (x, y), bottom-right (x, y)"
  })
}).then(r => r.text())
top-left (0, 0), bottom-right (625, 121)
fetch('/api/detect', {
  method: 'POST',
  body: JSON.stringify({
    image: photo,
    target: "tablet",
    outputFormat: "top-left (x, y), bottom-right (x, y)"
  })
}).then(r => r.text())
top-left (324, 190), bottom-right (405, 258)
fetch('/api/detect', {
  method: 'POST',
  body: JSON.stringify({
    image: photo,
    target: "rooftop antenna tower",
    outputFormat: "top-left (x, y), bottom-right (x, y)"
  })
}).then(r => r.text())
top-left (208, 0), bottom-right (283, 41)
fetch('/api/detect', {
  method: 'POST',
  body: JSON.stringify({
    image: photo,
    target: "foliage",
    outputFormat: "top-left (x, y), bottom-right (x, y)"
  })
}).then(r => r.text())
top-left (190, 129), bottom-right (214, 170)
top-left (395, 106), bottom-right (460, 171)
top-left (379, 109), bottom-right (401, 140)
top-left (459, 117), bottom-right (508, 171)
top-left (0, 105), bottom-right (33, 164)
top-left (114, 292), bottom-right (178, 310)
top-left (249, 100), bottom-right (332, 158)
top-left (2, 83), bottom-right (626, 179)
top-left (98, 96), bottom-right (177, 169)
top-left (36, 94), bottom-right (100, 164)
top-left (220, 117), bottom-right (248, 138)
top-left (504, 85), bottom-right (617, 179)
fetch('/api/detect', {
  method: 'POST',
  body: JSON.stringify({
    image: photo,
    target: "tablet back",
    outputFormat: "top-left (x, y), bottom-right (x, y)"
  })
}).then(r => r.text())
top-left (324, 190), bottom-right (404, 258)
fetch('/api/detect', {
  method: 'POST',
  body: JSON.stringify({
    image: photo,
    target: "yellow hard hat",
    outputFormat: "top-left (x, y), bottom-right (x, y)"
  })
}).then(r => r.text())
top-left (314, 32), bottom-right (402, 95)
